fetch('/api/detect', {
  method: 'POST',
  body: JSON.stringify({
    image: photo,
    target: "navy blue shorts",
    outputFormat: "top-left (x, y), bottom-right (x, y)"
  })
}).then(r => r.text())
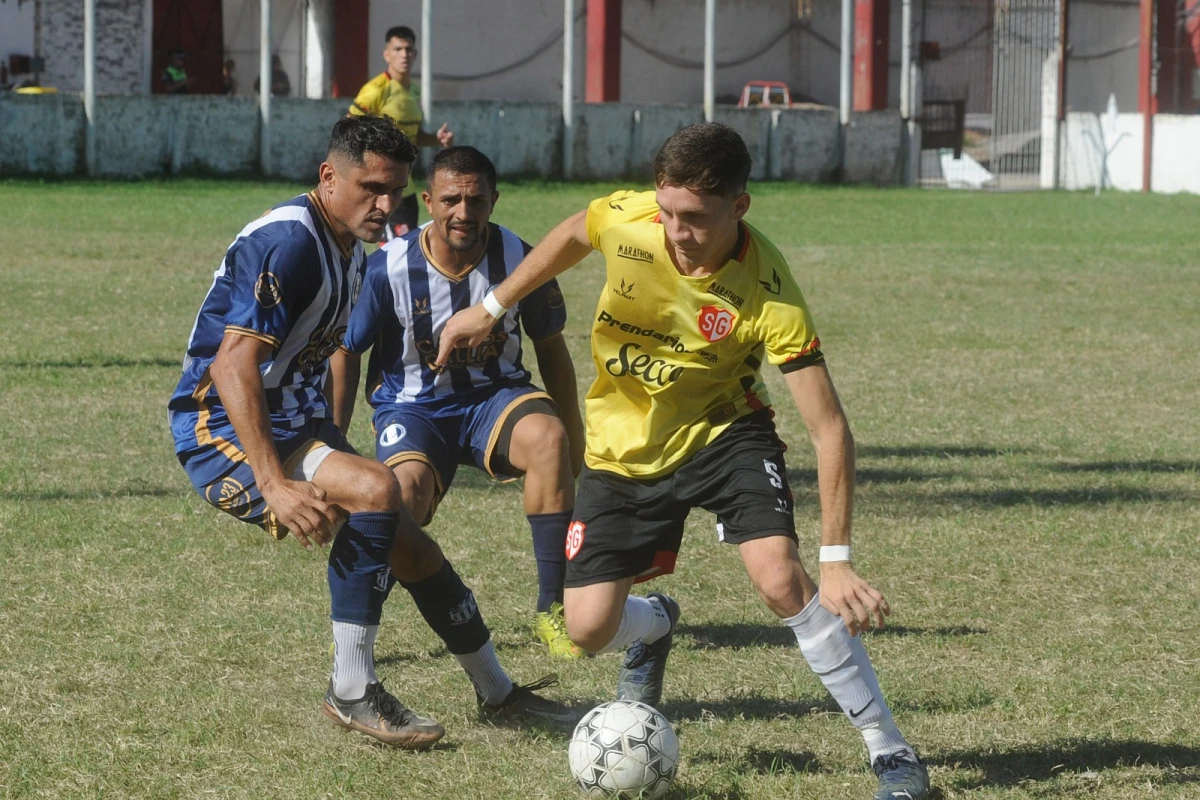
top-left (177, 416), bottom-right (354, 539)
top-left (371, 384), bottom-right (557, 522)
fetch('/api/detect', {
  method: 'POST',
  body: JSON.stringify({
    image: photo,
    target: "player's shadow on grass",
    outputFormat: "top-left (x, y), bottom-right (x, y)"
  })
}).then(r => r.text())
top-left (688, 746), bottom-right (826, 775)
top-left (787, 467), bottom-right (956, 484)
top-left (1051, 460), bottom-right (1200, 474)
top-left (858, 445), bottom-right (1032, 459)
top-left (0, 485), bottom-right (188, 501)
top-left (937, 487), bottom-right (1197, 506)
top-left (661, 694), bottom-right (840, 724)
top-left (1, 356), bottom-right (181, 369)
top-left (682, 622), bottom-right (985, 652)
top-left (930, 739), bottom-right (1200, 789)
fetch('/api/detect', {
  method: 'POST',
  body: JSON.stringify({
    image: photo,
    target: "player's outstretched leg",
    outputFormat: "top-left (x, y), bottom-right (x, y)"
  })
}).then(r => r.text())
top-left (507, 411), bottom-right (583, 660)
top-left (740, 536), bottom-right (930, 799)
top-left (316, 454), bottom-right (445, 747)
top-left (391, 529), bottom-right (575, 725)
top-left (565, 583), bottom-right (679, 708)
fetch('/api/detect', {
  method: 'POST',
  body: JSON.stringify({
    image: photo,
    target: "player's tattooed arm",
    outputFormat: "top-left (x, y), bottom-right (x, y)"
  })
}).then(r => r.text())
top-left (435, 210), bottom-right (592, 367)
top-left (328, 348), bottom-right (362, 434)
top-left (784, 365), bottom-right (890, 636)
top-left (533, 332), bottom-right (586, 476)
top-left (210, 332), bottom-right (340, 550)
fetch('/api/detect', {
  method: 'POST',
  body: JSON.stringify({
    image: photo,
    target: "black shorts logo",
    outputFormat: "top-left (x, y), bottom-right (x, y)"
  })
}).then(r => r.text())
top-left (565, 521), bottom-right (586, 560)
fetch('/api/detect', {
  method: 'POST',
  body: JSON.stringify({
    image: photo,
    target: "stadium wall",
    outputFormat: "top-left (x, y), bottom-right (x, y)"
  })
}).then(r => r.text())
top-left (1059, 112), bottom-right (1200, 194)
top-left (0, 94), bottom-right (903, 184)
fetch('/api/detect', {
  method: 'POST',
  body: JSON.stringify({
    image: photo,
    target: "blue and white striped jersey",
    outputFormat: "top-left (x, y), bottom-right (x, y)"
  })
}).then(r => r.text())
top-left (169, 192), bottom-right (366, 454)
top-left (342, 222), bottom-right (566, 407)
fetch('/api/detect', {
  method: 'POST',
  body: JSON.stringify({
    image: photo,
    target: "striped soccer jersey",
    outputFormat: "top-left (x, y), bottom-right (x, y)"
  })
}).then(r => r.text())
top-left (342, 222), bottom-right (566, 407)
top-left (168, 192), bottom-right (366, 453)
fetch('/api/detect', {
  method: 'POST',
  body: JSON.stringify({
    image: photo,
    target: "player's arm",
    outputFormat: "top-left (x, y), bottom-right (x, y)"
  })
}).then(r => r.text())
top-left (416, 123), bottom-right (454, 148)
top-left (532, 332), bottom-right (585, 476)
top-left (327, 348), bottom-right (362, 433)
top-left (436, 210), bottom-right (591, 367)
top-left (209, 332), bottom-right (339, 550)
top-left (785, 364), bottom-right (890, 635)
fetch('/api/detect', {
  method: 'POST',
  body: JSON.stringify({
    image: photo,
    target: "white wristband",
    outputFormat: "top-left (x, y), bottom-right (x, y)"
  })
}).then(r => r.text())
top-left (819, 545), bottom-right (851, 563)
top-left (482, 289), bottom-right (508, 320)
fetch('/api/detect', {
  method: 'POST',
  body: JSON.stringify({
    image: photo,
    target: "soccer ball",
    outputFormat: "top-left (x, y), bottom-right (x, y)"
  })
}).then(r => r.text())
top-left (568, 700), bottom-right (679, 799)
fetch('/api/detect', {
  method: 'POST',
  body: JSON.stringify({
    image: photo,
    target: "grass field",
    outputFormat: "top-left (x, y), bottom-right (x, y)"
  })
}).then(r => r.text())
top-left (1, 179), bottom-right (1198, 800)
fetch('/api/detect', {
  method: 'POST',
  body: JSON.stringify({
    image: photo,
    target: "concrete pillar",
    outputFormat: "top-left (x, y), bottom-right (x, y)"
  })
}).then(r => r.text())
top-left (586, 0), bottom-right (621, 102)
top-left (853, 0), bottom-right (889, 111)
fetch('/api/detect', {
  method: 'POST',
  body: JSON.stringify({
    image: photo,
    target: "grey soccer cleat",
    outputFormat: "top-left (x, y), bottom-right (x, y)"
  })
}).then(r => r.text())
top-left (321, 680), bottom-right (445, 748)
top-left (616, 592), bottom-right (680, 708)
top-left (477, 674), bottom-right (577, 726)
top-left (872, 750), bottom-right (931, 800)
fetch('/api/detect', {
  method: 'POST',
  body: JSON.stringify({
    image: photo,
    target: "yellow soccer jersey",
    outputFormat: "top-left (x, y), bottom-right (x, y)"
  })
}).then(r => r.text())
top-left (349, 73), bottom-right (422, 195)
top-left (583, 190), bottom-right (824, 479)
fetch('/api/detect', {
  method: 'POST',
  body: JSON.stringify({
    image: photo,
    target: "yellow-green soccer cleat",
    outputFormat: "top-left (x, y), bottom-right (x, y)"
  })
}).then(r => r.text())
top-left (533, 602), bottom-right (585, 660)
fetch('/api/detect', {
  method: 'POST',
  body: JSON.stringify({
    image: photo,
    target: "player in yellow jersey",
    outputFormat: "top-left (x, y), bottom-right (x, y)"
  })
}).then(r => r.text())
top-left (436, 123), bottom-right (930, 800)
top-left (349, 25), bottom-right (454, 240)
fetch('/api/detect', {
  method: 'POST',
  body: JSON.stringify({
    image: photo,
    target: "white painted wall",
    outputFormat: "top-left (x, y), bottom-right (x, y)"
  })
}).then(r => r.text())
top-left (1060, 111), bottom-right (1200, 194)
top-left (0, 0), bottom-right (36, 83)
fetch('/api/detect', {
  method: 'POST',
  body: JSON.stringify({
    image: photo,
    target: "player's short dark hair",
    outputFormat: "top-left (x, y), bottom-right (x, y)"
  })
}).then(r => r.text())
top-left (385, 26), bottom-right (416, 45)
top-left (327, 115), bottom-right (417, 167)
top-left (427, 146), bottom-right (497, 192)
top-left (653, 122), bottom-right (752, 197)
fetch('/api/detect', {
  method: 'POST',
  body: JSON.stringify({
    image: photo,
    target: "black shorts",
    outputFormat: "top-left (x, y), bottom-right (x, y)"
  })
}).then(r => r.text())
top-left (564, 409), bottom-right (797, 588)
top-left (385, 194), bottom-right (420, 240)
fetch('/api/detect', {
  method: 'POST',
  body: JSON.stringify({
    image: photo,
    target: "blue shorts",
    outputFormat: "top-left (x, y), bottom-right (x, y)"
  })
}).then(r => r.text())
top-left (176, 416), bottom-right (354, 539)
top-left (371, 384), bottom-right (557, 522)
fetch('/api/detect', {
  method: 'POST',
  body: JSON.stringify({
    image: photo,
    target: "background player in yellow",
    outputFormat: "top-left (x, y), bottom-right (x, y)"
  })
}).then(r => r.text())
top-left (350, 25), bottom-right (454, 240)
top-left (436, 123), bottom-right (931, 800)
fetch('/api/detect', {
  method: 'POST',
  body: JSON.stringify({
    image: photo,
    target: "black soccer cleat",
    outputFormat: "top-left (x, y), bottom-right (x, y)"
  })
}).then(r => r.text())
top-left (615, 592), bottom-right (680, 708)
top-left (321, 680), bottom-right (445, 748)
top-left (477, 674), bottom-right (577, 726)
top-left (872, 750), bottom-right (931, 800)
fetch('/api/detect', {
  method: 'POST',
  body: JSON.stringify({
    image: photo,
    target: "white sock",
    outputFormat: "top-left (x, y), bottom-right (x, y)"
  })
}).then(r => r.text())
top-left (454, 640), bottom-right (513, 705)
top-left (331, 621), bottom-right (379, 700)
top-left (784, 593), bottom-right (911, 762)
top-left (595, 595), bottom-right (672, 654)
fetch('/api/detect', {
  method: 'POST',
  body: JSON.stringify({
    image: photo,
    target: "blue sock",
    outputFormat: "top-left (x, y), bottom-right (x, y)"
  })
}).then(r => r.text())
top-left (399, 559), bottom-right (490, 655)
top-left (328, 512), bottom-right (397, 625)
top-left (529, 510), bottom-right (572, 612)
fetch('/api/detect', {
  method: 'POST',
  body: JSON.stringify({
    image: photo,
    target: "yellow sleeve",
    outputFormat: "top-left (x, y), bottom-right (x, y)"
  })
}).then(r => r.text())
top-left (585, 190), bottom-right (659, 250)
top-left (349, 76), bottom-right (382, 116)
top-left (757, 259), bottom-right (823, 370)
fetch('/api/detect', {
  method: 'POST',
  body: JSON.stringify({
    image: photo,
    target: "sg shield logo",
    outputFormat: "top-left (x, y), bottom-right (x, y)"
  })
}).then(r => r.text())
top-left (698, 305), bottom-right (735, 343)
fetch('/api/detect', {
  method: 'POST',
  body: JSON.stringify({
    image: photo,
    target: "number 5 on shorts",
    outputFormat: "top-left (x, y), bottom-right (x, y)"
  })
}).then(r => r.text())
top-left (763, 459), bottom-right (783, 489)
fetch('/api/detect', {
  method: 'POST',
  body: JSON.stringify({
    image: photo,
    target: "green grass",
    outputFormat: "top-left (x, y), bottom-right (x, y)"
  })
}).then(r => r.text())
top-left (1, 179), bottom-right (1199, 799)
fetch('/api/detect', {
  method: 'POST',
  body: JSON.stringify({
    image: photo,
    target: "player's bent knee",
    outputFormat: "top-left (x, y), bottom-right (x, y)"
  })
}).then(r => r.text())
top-left (355, 461), bottom-right (403, 513)
top-left (564, 605), bottom-right (620, 653)
top-left (391, 464), bottom-right (435, 524)
top-left (513, 415), bottom-right (570, 474)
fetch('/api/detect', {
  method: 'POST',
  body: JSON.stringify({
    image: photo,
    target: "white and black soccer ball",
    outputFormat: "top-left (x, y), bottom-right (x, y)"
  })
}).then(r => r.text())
top-left (568, 700), bottom-right (679, 799)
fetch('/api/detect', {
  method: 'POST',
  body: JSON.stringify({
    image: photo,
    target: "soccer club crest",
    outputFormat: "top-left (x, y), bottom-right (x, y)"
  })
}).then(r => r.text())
top-left (698, 305), bottom-right (735, 343)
